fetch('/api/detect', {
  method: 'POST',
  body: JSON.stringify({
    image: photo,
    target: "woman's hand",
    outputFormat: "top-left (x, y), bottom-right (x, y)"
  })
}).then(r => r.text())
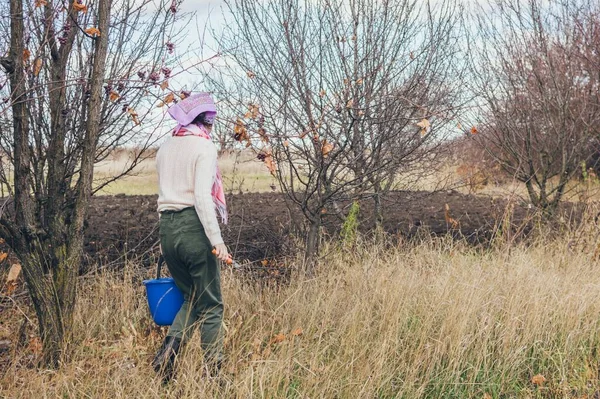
top-left (213, 243), bottom-right (230, 262)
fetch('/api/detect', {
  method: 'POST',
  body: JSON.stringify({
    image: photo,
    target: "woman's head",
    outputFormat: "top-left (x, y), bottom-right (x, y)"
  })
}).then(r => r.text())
top-left (193, 111), bottom-right (216, 128)
top-left (167, 92), bottom-right (217, 127)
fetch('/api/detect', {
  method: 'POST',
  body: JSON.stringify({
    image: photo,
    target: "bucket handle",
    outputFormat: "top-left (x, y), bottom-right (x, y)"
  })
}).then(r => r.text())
top-left (156, 254), bottom-right (165, 280)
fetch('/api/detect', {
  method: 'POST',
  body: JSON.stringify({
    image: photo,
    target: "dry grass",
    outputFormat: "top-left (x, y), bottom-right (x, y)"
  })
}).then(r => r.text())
top-left (3, 230), bottom-right (600, 398)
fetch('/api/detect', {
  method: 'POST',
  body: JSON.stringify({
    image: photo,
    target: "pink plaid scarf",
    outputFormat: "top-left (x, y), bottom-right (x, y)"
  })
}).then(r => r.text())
top-left (173, 123), bottom-right (228, 225)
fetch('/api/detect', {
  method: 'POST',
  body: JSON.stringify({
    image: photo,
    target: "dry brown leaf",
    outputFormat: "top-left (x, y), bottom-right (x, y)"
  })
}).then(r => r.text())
top-left (457, 122), bottom-right (462, 130)
top-left (35, 0), bottom-right (47, 7)
top-left (346, 99), bottom-right (354, 109)
top-left (470, 126), bottom-right (478, 135)
top-left (322, 140), bottom-right (334, 157)
top-left (531, 374), bottom-right (546, 386)
top-left (84, 27), bottom-right (100, 37)
top-left (233, 119), bottom-right (249, 143)
top-left (164, 92), bottom-right (175, 105)
top-left (246, 71), bottom-right (256, 79)
top-left (160, 80), bottom-right (169, 91)
top-left (33, 58), bottom-right (43, 76)
top-left (291, 328), bottom-right (303, 336)
top-left (73, 1), bottom-right (88, 13)
top-left (127, 108), bottom-right (140, 125)
top-left (283, 140), bottom-right (289, 147)
top-left (319, 89), bottom-right (326, 97)
top-left (482, 394), bottom-right (492, 399)
top-left (258, 127), bottom-right (269, 143)
top-left (28, 336), bottom-right (42, 355)
top-left (444, 203), bottom-right (460, 229)
top-left (356, 78), bottom-right (364, 85)
top-left (245, 103), bottom-right (260, 119)
top-left (417, 118), bottom-right (430, 136)
top-left (23, 49), bottom-right (31, 63)
top-left (264, 156), bottom-right (276, 175)
top-left (109, 91), bottom-right (120, 102)
top-left (0, 252), bottom-right (8, 263)
top-left (6, 263), bottom-right (21, 283)
top-left (416, 118), bottom-right (430, 130)
top-left (269, 333), bottom-right (286, 345)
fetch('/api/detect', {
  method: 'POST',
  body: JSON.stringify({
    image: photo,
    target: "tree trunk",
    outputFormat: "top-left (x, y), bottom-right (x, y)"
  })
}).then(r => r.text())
top-left (373, 191), bottom-right (385, 240)
top-left (2, 0), bottom-right (111, 368)
top-left (304, 217), bottom-right (321, 274)
top-left (21, 251), bottom-right (66, 367)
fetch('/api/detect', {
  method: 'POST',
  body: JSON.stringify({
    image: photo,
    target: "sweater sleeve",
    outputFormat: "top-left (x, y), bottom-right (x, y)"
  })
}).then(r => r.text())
top-left (193, 142), bottom-right (224, 246)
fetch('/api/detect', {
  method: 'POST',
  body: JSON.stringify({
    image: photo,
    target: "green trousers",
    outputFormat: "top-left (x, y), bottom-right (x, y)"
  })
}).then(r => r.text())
top-left (159, 207), bottom-right (223, 364)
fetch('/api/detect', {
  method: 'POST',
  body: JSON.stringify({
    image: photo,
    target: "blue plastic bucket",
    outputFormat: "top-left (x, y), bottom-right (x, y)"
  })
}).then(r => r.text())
top-left (143, 277), bottom-right (184, 326)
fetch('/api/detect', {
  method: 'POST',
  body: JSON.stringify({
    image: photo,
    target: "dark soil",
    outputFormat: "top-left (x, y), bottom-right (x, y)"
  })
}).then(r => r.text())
top-left (81, 190), bottom-right (570, 270)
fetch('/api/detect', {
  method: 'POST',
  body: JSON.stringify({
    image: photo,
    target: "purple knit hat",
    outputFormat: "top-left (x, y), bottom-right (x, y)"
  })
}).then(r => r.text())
top-left (168, 92), bottom-right (217, 126)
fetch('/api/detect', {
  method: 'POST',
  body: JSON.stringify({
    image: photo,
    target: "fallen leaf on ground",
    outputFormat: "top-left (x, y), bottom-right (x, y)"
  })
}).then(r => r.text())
top-left (291, 328), bottom-right (303, 336)
top-left (269, 333), bottom-right (286, 345)
top-left (6, 263), bottom-right (21, 283)
top-left (28, 336), bottom-right (42, 355)
top-left (531, 374), bottom-right (546, 386)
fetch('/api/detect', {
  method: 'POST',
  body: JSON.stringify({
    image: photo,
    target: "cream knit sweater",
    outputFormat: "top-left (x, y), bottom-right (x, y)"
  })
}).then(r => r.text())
top-left (156, 135), bottom-right (224, 246)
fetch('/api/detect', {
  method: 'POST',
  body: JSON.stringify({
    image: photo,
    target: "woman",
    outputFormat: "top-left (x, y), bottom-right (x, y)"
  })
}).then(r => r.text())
top-left (152, 92), bottom-right (230, 381)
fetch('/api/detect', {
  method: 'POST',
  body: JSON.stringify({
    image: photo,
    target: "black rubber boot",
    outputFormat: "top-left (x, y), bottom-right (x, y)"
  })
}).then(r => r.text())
top-left (152, 335), bottom-right (182, 383)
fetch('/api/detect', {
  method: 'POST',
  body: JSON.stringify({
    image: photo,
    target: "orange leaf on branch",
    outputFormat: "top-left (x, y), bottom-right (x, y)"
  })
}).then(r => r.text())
top-left (160, 80), bottom-right (169, 91)
top-left (127, 108), bottom-right (140, 125)
top-left (244, 103), bottom-right (260, 119)
top-left (257, 127), bottom-right (269, 143)
top-left (35, 0), bottom-right (47, 7)
top-left (85, 27), bottom-right (100, 37)
top-left (470, 126), bottom-right (478, 135)
top-left (233, 119), bottom-right (249, 143)
top-left (73, 1), bottom-right (88, 13)
top-left (322, 139), bottom-right (334, 157)
top-left (23, 49), bottom-right (31, 63)
top-left (109, 91), bottom-right (120, 102)
top-left (164, 92), bottom-right (175, 105)
top-left (33, 58), bottom-right (43, 76)
top-left (416, 118), bottom-right (430, 136)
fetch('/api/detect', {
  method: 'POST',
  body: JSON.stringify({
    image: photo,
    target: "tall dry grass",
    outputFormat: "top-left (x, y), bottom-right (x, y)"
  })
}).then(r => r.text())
top-left (2, 225), bottom-right (600, 398)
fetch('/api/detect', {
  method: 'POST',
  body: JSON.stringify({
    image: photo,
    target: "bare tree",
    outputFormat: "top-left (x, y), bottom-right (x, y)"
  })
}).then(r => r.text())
top-left (468, 0), bottom-right (600, 213)
top-left (0, 0), bottom-right (193, 366)
top-left (207, 0), bottom-right (465, 266)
